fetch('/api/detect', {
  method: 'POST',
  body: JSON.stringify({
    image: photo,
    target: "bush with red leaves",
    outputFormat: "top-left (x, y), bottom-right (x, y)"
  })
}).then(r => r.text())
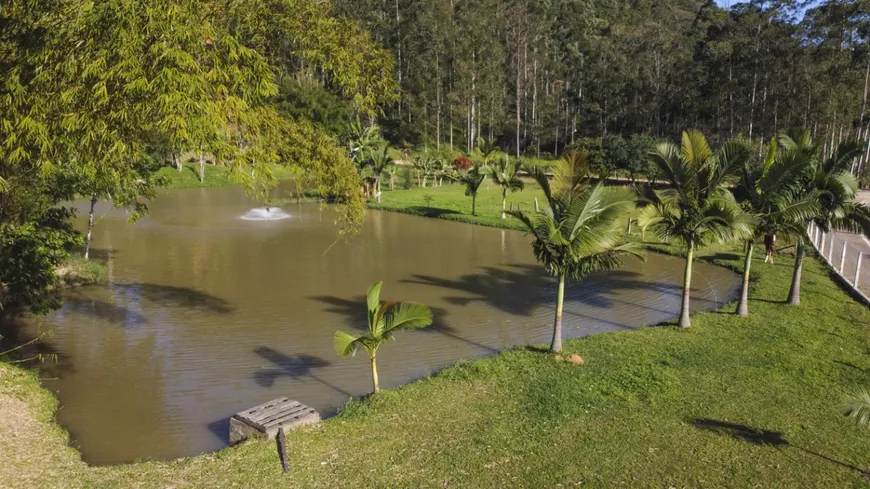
top-left (453, 156), bottom-right (472, 171)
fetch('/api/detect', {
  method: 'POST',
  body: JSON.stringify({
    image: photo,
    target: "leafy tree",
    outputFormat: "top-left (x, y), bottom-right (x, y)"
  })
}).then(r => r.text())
top-left (733, 138), bottom-right (819, 317)
top-left (333, 281), bottom-right (433, 394)
top-left (459, 164), bottom-right (487, 216)
top-left (779, 130), bottom-right (870, 305)
top-left (509, 152), bottom-right (640, 352)
top-left (638, 131), bottom-right (755, 328)
top-left (488, 157), bottom-right (525, 218)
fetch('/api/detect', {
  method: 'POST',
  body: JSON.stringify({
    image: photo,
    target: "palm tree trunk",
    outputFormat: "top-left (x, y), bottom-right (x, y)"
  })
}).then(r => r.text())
top-left (198, 153), bottom-right (205, 183)
top-left (84, 193), bottom-right (97, 260)
top-left (551, 274), bottom-right (565, 352)
top-left (371, 352), bottom-right (380, 394)
top-left (501, 190), bottom-right (507, 219)
top-left (736, 241), bottom-right (753, 317)
top-left (472, 193), bottom-right (477, 216)
top-left (787, 242), bottom-right (805, 306)
top-left (679, 244), bottom-right (694, 328)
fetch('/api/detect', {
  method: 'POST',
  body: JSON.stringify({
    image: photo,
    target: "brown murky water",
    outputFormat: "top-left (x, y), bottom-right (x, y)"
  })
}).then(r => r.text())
top-left (19, 185), bottom-right (739, 465)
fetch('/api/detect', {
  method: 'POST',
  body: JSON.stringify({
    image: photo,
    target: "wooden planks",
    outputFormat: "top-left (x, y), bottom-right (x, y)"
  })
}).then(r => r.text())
top-left (229, 397), bottom-right (320, 445)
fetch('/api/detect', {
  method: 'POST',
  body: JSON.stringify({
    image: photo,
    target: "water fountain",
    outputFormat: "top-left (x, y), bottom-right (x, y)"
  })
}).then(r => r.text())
top-left (239, 207), bottom-right (291, 221)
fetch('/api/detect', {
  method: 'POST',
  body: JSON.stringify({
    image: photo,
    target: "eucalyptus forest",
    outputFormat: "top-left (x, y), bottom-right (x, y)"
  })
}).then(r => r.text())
top-left (5, 1), bottom-right (870, 487)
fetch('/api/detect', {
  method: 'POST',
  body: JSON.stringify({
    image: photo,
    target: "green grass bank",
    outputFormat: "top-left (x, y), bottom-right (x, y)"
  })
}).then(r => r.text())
top-left (155, 163), bottom-right (299, 189)
top-left (4, 242), bottom-right (870, 487)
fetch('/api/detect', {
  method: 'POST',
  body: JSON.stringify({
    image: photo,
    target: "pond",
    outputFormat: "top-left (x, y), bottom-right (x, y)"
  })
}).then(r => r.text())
top-left (19, 185), bottom-right (740, 465)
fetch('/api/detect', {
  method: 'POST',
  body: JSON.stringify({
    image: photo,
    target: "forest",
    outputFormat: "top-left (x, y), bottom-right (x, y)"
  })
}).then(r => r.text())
top-left (321, 0), bottom-right (870, 169)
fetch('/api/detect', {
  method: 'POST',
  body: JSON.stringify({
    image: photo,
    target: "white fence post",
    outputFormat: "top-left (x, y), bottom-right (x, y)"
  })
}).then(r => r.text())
top-left (820, 232), bottom-right (826, 256)
top-left (840, 242), bottom-right (848, 272)
top-left (828, 235), bottom-right (835, 261)
top-left (856, 253), bottom-right (863, 288)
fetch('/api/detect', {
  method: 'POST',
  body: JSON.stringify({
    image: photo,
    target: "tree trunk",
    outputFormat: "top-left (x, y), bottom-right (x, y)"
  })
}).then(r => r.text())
top-left (736, 241), bottom-right (753, 317)
top-left (679, 244), bottom-right (694, 328)
top-left (84, 193), bottom-right (98, 260)
top-left (472, 193), bottom-right (477, 216)
top-left (371, 352), bottom-right (380, 394)
top-left (551, 274), bottom-right (565, 352)
top-left (501, 190), bottom-right (507, 219)
top-left (175, 153), bottom-right (182, 173)
top-left (199, 153), bottom-right (205, 183)
top-left (376, 176), bottom-right (381, 203)
top-left (787, 242), bottom-right (805, 306)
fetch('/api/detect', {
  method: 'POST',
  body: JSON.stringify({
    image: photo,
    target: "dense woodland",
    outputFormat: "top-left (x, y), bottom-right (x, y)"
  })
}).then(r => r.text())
top-left (323, 0), bottom-right (870, 168)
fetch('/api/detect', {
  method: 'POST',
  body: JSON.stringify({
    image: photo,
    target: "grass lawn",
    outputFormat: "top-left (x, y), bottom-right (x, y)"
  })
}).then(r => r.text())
top-left (369, 179), bottom-right (549, 230)
top-left (155, 163), bottom-right (299, 189)
top-left (4, 240), bottom-right (870, 487)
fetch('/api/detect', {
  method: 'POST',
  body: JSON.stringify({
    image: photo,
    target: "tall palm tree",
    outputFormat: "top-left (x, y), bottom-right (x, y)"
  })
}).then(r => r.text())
top-left (459, 163), bottom-right (487, 216)
top-left (780, 130), bottom-right (870, 305)
top-left (489, 156), bottom-right (525, 218)
top-left (509, 152), bottom-right (640, 352)
top-left (638, 130), bottom-right (755, 328)
top-left (334, 282), bottom-right (433, 394)
top-left (732, 139), bottom-right (819, 316)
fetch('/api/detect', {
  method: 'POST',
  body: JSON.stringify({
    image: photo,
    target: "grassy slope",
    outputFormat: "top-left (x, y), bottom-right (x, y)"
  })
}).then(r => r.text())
top-left (155, 163), bottom-right (298, 189)
top-left (4, 242), bottom-right (870, 487)
top-left (369, 179), bottom-right (548, 230)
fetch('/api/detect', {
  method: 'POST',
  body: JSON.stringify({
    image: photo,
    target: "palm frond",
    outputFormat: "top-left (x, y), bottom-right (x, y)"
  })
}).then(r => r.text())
top-left (382, 302), bottom-right (433, 338)
top-left (334, 330), bottom-right (365, 357)
top-left (844, 389), bottom-right (870, 427)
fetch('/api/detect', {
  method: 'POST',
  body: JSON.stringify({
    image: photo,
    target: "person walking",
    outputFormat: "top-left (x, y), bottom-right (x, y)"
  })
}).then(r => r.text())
top-left (764, 234), bottom-right (777, 263)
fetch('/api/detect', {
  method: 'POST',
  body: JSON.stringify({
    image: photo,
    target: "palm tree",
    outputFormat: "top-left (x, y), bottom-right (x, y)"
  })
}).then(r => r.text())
top-left (367, 145), bottom-right (392, 202)
top-left (334, 282), bottom-right (433, 394)
top-left (638, 130), bottom-right (755, 328)
top-left (459, 163), bottom-right (486, 216)
top-left (489, 156), bottom-right (525, 218)
top-left (475, 136), bottom-right (499, 165)
top-left (509, 152), bottom-right (640, 352)
top-left (780, 130), bottom-right (870, 305)
top-left (732, 139), bottom-right (819, 316)
top-left (844, 389), bottom-right (870, 427)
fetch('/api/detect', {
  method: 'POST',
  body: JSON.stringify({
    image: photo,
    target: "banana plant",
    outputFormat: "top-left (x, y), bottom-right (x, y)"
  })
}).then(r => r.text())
top-left (334, 282), bottom-right (433, 394)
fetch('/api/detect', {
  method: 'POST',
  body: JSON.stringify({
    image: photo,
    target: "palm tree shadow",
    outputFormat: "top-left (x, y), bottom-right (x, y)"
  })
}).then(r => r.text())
top-left (252, 346), bottom-right (350, 397)
top-left (307, 296), bottom-right (497, 354)
top-left (689, 418), bottom-right (862, 472)
top-left (404, 265), bottom-right (693, 319)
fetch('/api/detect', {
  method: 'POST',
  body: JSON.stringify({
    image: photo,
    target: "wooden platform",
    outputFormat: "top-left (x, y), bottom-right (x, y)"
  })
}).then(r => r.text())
top-left (229, 397), bottom-right (320, 445)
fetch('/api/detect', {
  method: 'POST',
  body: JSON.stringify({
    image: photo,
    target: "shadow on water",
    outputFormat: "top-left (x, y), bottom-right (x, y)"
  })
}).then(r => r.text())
top-left (111, 283), bottom-right (235, 314)
top-left (252, 346), bottom-right (350, 397)
top-left (690, 418), bottom-right (862, 472)
top-left (403, 206), bottom-right (460, 218)
top-left (404, 265), bottom-right (697, 318)
top-left (308, 296), bottom-right (498, 354)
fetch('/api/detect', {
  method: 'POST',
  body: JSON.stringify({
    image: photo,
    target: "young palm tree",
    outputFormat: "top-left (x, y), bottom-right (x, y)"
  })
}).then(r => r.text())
top-left (509, 152), bottom-right (640, 352)
top-left (779, 130), bottom-right (870, 305)
top-left (844, 389), bottom-right (870, 427)
top-left (489, 156), bottom-right (525, 218)
top-left (367, 145), bottom-right (392, 202)
top-left (638, 130), bottom-right (755, 328)
top-left (733, 139), bottom-right (819, 316)
top-left (475, 136), bottom-right (499, 165)
top-left (459, 164), bottom-right (487, 216)
top-left (334, 282), bottom-right (433, 394)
